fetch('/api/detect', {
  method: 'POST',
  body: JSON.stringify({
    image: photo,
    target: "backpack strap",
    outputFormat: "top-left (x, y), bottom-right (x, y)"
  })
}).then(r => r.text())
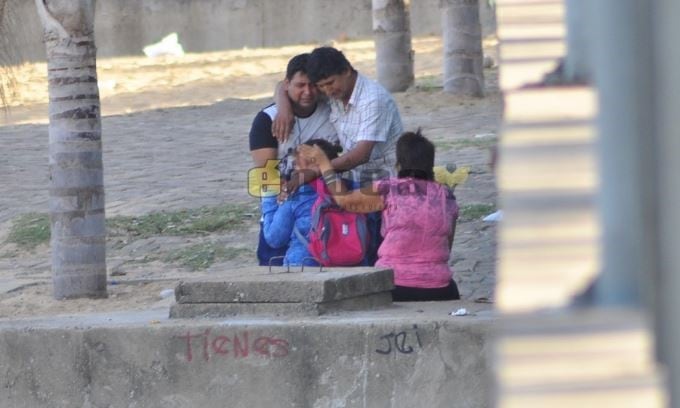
top-left (311, 177), bottom-right (328, 199)
top-left (293, 225), bottom-right (309, 246)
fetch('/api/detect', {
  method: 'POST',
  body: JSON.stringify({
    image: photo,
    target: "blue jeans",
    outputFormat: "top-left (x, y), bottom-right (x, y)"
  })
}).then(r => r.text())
top-left (256, 222), bottom-right (287, 266)
top-left (364, 212), bottom-right (382, 266)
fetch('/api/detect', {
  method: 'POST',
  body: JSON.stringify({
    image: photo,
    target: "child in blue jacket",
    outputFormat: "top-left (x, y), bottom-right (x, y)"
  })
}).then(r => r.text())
top-left (261, 139), bottom-right (341, 266)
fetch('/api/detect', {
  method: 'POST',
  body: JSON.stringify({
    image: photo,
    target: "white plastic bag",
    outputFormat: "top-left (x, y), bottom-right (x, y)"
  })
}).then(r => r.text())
top-left (143, 33), bottom-right (185, 58)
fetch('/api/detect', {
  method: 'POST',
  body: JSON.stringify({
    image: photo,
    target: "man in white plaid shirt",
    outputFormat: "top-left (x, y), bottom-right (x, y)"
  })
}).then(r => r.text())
top-left (306, 46), bottom-right (404, 185)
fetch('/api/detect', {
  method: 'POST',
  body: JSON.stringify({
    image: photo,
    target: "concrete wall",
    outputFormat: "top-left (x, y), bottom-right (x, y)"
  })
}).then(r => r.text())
top-left (4, 0), bottom-right (496, 63)
top-left (0, 311), bottom-right (494, 407)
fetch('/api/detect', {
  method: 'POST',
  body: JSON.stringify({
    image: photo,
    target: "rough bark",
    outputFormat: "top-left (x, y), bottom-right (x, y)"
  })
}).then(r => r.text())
top-left (0, 0), bottom-right (16, 109)
top-left (441, 0), bottom-right (484, 96)
top-left (372, 0), bottom-right (414, 92)
top-left (35, 0), bottom-right (107, 299)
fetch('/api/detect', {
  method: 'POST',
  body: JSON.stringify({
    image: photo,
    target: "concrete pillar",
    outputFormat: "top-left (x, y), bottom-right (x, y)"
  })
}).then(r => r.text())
top-left (588, 0), bottom-right (656, 308)
top-left (564, 0), bottom-right (591, 82)
top-left (652, 0), bottom-right (680, 405)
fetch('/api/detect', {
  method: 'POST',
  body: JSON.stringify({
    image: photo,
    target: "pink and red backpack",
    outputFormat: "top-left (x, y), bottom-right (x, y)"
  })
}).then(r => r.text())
top-left (295, 179), bottom-right (369, 266)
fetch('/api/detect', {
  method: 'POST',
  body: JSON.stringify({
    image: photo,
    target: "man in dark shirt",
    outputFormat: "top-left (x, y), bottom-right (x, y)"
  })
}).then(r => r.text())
top-left (248, 53), bottom-right (337, 266)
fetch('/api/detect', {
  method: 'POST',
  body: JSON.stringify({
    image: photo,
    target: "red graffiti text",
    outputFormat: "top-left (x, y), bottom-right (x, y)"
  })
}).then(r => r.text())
top-left (177, 329), bottom-right (289, 362)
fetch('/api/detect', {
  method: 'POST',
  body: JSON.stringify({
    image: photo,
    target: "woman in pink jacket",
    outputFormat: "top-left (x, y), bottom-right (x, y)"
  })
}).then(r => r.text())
top-left (299, 130), bottom-right (460, 301)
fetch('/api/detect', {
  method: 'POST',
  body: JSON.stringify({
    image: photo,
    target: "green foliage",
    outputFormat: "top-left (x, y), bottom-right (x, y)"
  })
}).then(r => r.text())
top-left (415, 75), bottom-right (442, 92)
top-left (6, 203), bottom-right (252, 252)
top-left (107, 204), bottom-right (250, 238)
top-left (460, 203), bottom-right (496, 222)
top-left (6, 213), bottom-right (50, 250)
top-left (162, 243), bottom-right (251, 271)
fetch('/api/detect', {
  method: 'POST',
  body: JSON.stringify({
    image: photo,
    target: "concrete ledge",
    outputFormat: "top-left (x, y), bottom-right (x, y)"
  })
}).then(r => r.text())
top-left (0, 302), bottom-right (494, 408)
top-left (170, 291), bottom-right (393, 318)
top-left (175, 267), bottom-right (394, 304)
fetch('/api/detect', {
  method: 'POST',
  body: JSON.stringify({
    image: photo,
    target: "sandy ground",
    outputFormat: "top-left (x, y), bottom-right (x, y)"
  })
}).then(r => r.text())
top-left (0, 36), bottom-right (501, 317)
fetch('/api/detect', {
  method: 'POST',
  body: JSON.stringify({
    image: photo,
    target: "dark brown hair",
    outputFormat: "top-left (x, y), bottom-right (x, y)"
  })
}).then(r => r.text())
top-left (396, 129), bottom-right (435, 181)
top-left (306, 47), bottom-right (355, 84)
top-left (304, 138), bottom-right (342, 160)
top-left (286, 53), bottom-right (310, 80)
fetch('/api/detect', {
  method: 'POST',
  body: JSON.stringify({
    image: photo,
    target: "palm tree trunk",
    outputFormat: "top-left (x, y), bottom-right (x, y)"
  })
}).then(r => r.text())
top-left (372, 0), bottom-right (414, 92)
top-left (0, 0), bottom-right (16, 109)
top-left (441, 0), bottom-right (485, 96)
top-left (35, 0), bottom-right (106, 299)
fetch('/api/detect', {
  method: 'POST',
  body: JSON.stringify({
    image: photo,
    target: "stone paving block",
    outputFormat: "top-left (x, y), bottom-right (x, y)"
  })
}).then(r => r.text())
top-left (497, 0), bottom-right (564, 24)
top-left (175, 267), bottom-right (394, 304)
top-left (497, 0), bottom-right (566, 90)
top-left (498, 144), bottom-right (596, 192)
top-left (498, 309), bottom-right (666, 407)
top-left (499, 61), bottom-right (561, 90)
top-left (169, 291), bottom-right (393, 318)
top-left (498, 189), bottom-right (599, 311)
top-left (504, 88), bottom-right (596, 123)
top-left (497, 90), bottom-right (599, 314)
top-left (497, 22), bottom-right (565, 41)
top-left (502, 122), bottom-right (593, 146)
top-left (500, 38), bottom-right (565, 61)
top-left (0, 278), bottom-right (45, 295)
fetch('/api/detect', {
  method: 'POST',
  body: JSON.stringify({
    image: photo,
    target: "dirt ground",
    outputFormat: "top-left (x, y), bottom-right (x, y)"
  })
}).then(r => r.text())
top-left (0, 36), bottom-right (501, 317)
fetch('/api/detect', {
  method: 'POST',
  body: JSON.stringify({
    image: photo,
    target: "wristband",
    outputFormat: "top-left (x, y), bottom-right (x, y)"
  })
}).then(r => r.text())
top-left (322, 171), bottom-right (340, 186)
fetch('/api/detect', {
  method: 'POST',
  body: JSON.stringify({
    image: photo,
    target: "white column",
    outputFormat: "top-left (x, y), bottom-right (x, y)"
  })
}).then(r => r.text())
top-left (652, 0), bottom-right (680, 405)
top-left (589, 0), bottom-right (656, 308)
top-left (564, 0), bottom-right (590, 82)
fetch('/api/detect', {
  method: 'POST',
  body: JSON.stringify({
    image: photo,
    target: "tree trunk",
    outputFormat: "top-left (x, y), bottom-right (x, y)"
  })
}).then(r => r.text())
top-left (35, 0), bottom-right (107, 299)
top-left (372, 0), bottom-right (414, 92)
top-left (441, 0), bottom-right (484, 96)
top-left (0, 0), bottom-right (16, 109)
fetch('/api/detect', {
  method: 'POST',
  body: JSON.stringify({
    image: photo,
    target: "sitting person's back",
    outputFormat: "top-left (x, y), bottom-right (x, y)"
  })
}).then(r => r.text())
top-left (375, 177), bottom-right (458, 292)
top-left (261, 139), bottom-right (342, 266)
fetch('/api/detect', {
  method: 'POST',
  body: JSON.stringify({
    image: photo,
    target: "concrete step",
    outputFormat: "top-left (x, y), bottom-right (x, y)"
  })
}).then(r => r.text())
top-left (497, 0), bottom-right (566, 90)
top-left (171, 267), bottom-right (395, 317)
top-left (497, 87), bottom-right (598, 312)
top-left (496, 309), bottom-right (667, 407)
